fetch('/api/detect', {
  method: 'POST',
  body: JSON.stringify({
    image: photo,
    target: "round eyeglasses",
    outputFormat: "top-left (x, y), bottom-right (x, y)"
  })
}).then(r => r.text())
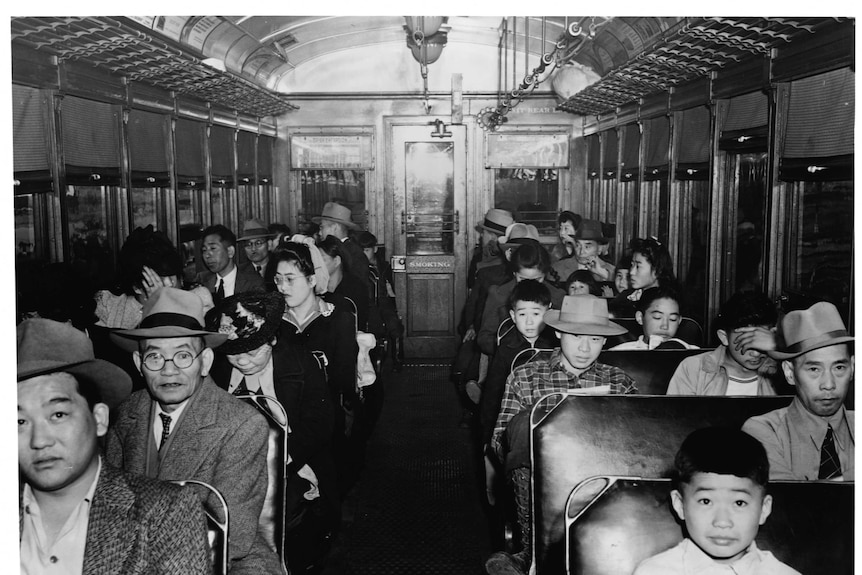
top-left (244, 240), bottom-right (267, 249)
top-left (273, 274), bottom-right (307, 287)
top-left (141, 349), bottom-right (205, 371)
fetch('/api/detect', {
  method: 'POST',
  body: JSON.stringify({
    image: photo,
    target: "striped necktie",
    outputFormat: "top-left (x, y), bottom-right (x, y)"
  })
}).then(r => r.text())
top-left (818, 425), bottom-right (841, 479)
top-left (158, 413), bottom-right (172, 450)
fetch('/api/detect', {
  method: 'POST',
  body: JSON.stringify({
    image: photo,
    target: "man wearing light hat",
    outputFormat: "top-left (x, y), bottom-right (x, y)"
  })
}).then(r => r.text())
top-left (313, 201), bottom-right (371, 294)
top-left (105, 288), bottom-right (283, 574)
top-left (17, 318), bottom-right (211, 574)
top-left (486, 295), bottom-right (637, 575)
top-left (743, 301), bottom-right (854, 481)
top-left (237, 218), bottom-right (274, 278)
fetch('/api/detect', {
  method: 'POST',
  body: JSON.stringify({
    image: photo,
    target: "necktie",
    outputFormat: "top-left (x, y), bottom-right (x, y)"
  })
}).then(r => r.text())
top-left (232, 377), bottom-right (249, 396)
top-left (254, 264), bottom-right (262, 276)
top-left (818, 425), bottom-right (842, 480)
top-left (215, 278), bottom-right (225, 302)
top-left (158, 413), bottom-right (172, 450)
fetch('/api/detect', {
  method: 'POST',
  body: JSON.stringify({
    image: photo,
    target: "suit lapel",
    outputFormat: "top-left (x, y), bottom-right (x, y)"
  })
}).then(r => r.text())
top-left (118, 392), bottom-right (156, 477)
top-left (157, 380), bottom-right (220, 481)
top-left (82, 465), bottom-right (135, 575)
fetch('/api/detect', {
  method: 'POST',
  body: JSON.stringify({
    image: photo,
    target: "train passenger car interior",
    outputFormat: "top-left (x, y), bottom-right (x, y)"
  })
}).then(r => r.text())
top-left (9, 15), bottom-right (855, 575)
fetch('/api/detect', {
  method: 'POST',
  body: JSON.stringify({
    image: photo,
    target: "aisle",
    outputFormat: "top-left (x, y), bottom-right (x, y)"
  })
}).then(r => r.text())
top-left (322, 361), bottom-right (491, 574)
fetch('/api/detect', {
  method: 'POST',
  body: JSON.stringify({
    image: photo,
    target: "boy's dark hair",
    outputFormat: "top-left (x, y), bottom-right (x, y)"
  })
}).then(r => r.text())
top-left (636, 285), bottom-right (682, 314)
top-left (715, 291), bottom-right (777, 333)
top-left (508, 279), bottom-right (552, 310)
top-left (356, 230), bottom-right (378, 249)
top-left (674, 427), bottom-right (769, 490)
top-left (616, 250), bottom-right (633, 271)
top-left (201, 224), bottom-right (237, 248)
top-left (507, 242), bottom-right (551, 275)
top-left (565, 270), bottom-right (603, 296)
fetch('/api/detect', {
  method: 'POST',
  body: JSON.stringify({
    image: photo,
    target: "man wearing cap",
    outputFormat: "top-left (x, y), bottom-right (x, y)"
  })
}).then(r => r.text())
top-left (105, 288), bottom-right (282, 574)
top-left (550, 218), bottom-right (616, 286)
top-left (18, 318), bottom-right (211, 574)
top-left (313, 201), bottom-right (371, 293)
top-left (486, 295), bottom-right (636, 575)
top-left (195, 224), bottom-right (265, 302)
top-left (742, 301), bottom-right (854, 481)
top-left (237, 218), bottom-right (274, 278)
top-left (206, 291), bottom-right (338, 572)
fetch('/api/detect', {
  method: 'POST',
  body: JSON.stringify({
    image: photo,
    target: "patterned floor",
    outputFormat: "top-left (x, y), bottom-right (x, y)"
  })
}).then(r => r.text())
top-left (321, 361), bottom-right (491, 574)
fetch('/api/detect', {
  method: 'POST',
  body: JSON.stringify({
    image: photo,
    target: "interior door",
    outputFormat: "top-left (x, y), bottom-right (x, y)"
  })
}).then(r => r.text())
top-left (389, 123), bottom-right (467, 358)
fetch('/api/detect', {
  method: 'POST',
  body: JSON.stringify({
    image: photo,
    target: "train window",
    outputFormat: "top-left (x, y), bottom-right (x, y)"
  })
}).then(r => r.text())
top-left (300, 170), bottom-right (368, 230)
top-left (65, 185), bottom-right (114, 286)
top-left (493, 169), bottom-right (558, 235)
top-left (723, 152), bottom-right (767, 295)
top-left (405, 142), bottom-right (453, 255)
top-left (675, 179), bottom-right (709, 325)
top-left (14, 195), bottom-right (36, 260)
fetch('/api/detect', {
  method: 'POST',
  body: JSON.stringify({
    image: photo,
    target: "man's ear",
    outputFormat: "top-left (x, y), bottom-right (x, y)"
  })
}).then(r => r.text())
top-left (759, 493), bottom-right (773, 526)
top-left (716, 329), bottom-right (729, 347)
top-left (670, 489), bottom-right (685, 521)
top-left (509, 309), bottom-right (517, 323)
top-left (635, 310), bottom-right (644, 326)
top-left (199, 347), bottom-right (215, 377)
top-left (93, 403), bottom-right (110, 437)
top-left (227, 244), bottom-right (236, 260)
top-left (132, 350), bottom-right (143, 375)
top-left (781, 360), bottom-right (796, 387)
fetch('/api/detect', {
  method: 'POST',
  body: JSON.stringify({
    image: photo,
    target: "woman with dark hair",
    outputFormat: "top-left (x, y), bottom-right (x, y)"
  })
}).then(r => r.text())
top-left (549, 210), bottom-right (583, 262)
top-left (317, 235), bottom-right (369, 331)
top-left (609, 237), bottom-right (679, 318)
top-left (267, 242), bottom-right (359, 496)
top-left (94, 225), bottom-right (213, 329)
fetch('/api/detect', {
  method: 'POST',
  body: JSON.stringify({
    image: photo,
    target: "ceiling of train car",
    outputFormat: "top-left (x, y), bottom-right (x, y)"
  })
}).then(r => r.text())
top-left (9, 16), bottom-right (849, 118)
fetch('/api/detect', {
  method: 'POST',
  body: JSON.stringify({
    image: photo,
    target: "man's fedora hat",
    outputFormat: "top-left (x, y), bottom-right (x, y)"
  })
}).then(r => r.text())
top-left (238, 218), bottom-right (273, 241)
top-left (544, 295), bottom-right (627, 336)
top-left (499, 223), bottom-right (541, 250)
top-left (574, 219), bottom-right (609, 244)
top-left (312, 202), bottom-right (359, 230)
top-left (476, 208), bottom-right (514, 236)
top-left (205, 291), bottom-right (285, 355)
top-left (110, 287), bottom-right (229, 353)
top-left (769, 301), bottom-right (854, 360)
top-left (18, 318), bottom-right (132, 408)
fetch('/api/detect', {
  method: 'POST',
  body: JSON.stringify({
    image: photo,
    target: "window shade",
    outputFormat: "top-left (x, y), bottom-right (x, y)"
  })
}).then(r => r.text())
top-left (210, 125), bottom-right (235, 186)
top-left (236, 130), bottom-right (256, 183)
top-left (784, 67), bottom-right (854, 159)
top-left (586, 134), bottom-right (600, 179)
top-left (128, 109), bottom-right (169, 186)
top-left (719, 91), bottom-right (767, 152)
top-left (258, 136), bottom-right (274, 182)
top-left (61, 96), bottom-right (121, 184)
top-left (675, 105), bottom-right (710, 180)
top-left (644, 116), bottom-right (669, 181)
top-left (602, 129), bottom-right (618, 179)
top-left (13, 85), bottom-right (52, 193)
top-left (175, 118), bottom-right (206, 187)
top-left (620, 123), bottom-right (640, 179)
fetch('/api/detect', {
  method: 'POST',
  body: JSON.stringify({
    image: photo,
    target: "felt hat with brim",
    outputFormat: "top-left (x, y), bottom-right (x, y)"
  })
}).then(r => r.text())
top-left (499, 223), bottom-right (541, 250)
top-left (574, 219), bottom-right (609, 244)
top-left (312, 202), bottom-right (358, 230)
top-left (18, 318), bottom-right (132, 409)
top-left (476, 208), bottom-right (514, 236)
top-left (544, 295), bottom-right (627, 336)
top-left (110, 287), bottom-right (229, 353)
top-left (769, 301), bottom-right (854, 359)
top-left (205, 291), bottom-right (285, 355)
top-left (238, 218), bottom-right (273, 241)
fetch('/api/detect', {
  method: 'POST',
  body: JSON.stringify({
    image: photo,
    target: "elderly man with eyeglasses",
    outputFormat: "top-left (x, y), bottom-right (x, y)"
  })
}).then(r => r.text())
top-left (105, 287), bottom-right (283, 574)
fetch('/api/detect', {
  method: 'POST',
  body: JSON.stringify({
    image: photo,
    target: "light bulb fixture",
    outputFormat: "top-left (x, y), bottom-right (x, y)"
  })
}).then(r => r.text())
top-left (404, 17), bottom-right (449, 114)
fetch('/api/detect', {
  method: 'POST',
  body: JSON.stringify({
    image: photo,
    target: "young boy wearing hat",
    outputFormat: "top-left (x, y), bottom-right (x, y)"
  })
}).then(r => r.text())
top-left (486, 295), bottom-right (637, 575)
top-left (17, 318), bottom-right (211, 574)
top-left (106, 288), bottom-right (283, 574)
top-left (742, 301), bottom-right (854, 481)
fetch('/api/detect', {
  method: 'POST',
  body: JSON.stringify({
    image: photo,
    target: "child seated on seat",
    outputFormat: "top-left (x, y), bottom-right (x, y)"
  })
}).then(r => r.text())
top-left (610, 286), bottom-right (699, 350)
top-left (667, 291), bottom-right (779, 395)
top-left (478, 280), bottom-right (558, 498)
top-left (565, 269), bottom-right (605, 297)
top-left (633, 427), bottom-right (801, 575)
top-left (485, 295), bottom-right (636, 575)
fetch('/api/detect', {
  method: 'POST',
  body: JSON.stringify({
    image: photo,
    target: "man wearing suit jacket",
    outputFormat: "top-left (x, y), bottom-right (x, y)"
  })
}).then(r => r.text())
top-left (17, 318), bottom-right (211, 575)
top-left (195, 224), bottom-right (265, 302)
top-left (106, 288), bottom-right (282, 574)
